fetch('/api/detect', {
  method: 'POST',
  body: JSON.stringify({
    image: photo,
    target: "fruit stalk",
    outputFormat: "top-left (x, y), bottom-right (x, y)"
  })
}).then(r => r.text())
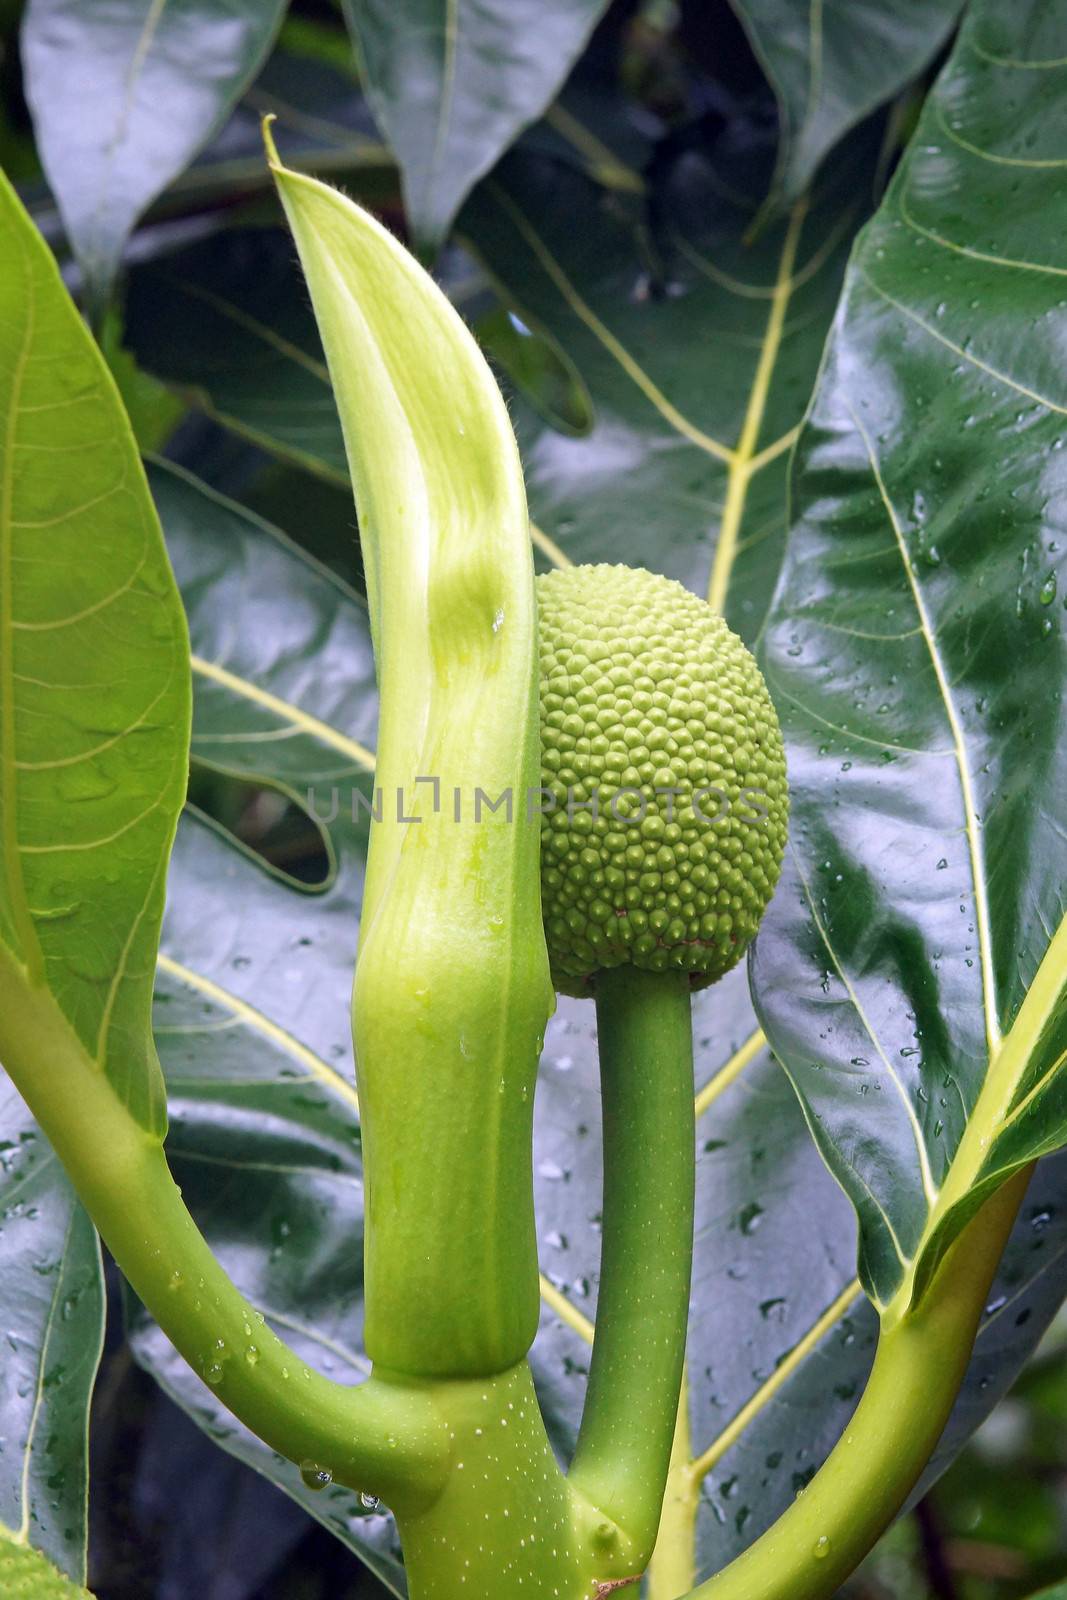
top-left (569, 966), bottom-right (696, 1561)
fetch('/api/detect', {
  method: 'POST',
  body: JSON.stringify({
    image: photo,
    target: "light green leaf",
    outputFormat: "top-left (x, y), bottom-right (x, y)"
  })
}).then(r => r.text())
top-left (0, 166), bottom-right (190, 1133)
top-left (0, 1536), bottom-right (95, 1597)
top-left (0, 167), bottom-right (184, 1589)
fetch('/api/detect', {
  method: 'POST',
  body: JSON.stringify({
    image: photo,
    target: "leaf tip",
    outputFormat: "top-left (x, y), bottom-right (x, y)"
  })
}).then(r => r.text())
top-left (261, 112), bottom-right (281, 172)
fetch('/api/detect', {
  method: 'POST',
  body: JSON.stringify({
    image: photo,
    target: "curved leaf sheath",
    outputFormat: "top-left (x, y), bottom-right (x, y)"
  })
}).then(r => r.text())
top-left (753, 0), bottom-right (1067, 1317)
top-left (267, 131), bottom-right (555, 1377)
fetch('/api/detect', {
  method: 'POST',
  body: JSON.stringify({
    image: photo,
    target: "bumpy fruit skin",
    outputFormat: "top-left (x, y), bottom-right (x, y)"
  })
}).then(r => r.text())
top-left (536, 564), bottom-right (787, 995)
top-left (0, 1540), bottom-right (93, 1597)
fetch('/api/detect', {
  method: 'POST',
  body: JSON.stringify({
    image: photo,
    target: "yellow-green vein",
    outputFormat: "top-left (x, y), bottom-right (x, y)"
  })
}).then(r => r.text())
top-left (706, 198), bottom-right (807, 614)
top-left (544, 104), bottom-right (645, 195)
top-left (0, 224), bottom-right (42, 978)
top-left (689, 1277), bottom-right (862, 1483)
top-left (530, 520), bottom-right (573, 569)
top-left (156, 951), bottom-right (361, 1117)
top-left (191, 654), bottom-right (376, 770)
top-left (486, 182), bottom-right (734, 464)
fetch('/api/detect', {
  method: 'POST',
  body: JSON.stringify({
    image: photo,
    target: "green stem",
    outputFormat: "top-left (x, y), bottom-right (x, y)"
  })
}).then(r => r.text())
top-left (683, 1166), bottom-right (1032, 1600)
top-left (0, 946), bottom-right (447, 1512)
top-left (569, 966), bottom-right (696, 1560)
top-left (393, 1360), bottom-right (645, 1600)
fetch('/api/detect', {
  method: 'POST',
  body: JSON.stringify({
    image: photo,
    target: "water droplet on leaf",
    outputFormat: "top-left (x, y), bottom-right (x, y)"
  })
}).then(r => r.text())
top-left (300, 1461), bottom-right (333, 1491)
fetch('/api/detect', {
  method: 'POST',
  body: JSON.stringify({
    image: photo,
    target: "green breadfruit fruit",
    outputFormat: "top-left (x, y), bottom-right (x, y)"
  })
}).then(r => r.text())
top-left (536, 564), bottom-right (788, 995)
top-left (0, 1540), bottom-right (94, 1598)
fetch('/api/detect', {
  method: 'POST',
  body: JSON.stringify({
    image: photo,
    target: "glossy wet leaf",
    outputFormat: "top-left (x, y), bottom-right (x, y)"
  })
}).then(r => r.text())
top-left (751, 0), bottom-right (1067, 1321)
top-left (0, 1077), bottom-right (103, 1585)
top-left (474, 303), bottom-right (594, 437)
top-left (21, 0), bottom-right (288, 313)
top-left (126, 229), bottom-right (348, 485)
top-left (125, 224), bottom-right (592, 470)
top-left (159, 36), bottom-right (390, 218)
top-left (728, 0), bottom-right (961, 201)
top-left (339, 0), bottom-right (612, 251)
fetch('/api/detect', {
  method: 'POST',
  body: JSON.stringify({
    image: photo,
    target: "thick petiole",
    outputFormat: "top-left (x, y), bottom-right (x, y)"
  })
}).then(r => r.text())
top-left (569, 965), bottom-right (696, 1561)
top-left (685, 1165), bottom-right (1032, 1600)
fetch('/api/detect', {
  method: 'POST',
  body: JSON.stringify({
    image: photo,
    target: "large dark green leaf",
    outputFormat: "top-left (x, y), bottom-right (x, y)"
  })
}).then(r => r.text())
top-left (751, 0), bottom-right (1067, 1322)
top-left (0, 1077), bottom-right (103, 1585)
top-left (157, 32), bottom-right (391, 218)
top-left (126, 230), bottom-right (349, 484)
top-left (548, 1067), bottom-right (1067, 1593)
top-left (123, 224), bottom-right (591, 547)
top-left (728, 0), bottom-right (962, 201)
top-left (339, 0), bottom-right (611, 251)
top-left (21, 0), bottom-right (289, 313)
